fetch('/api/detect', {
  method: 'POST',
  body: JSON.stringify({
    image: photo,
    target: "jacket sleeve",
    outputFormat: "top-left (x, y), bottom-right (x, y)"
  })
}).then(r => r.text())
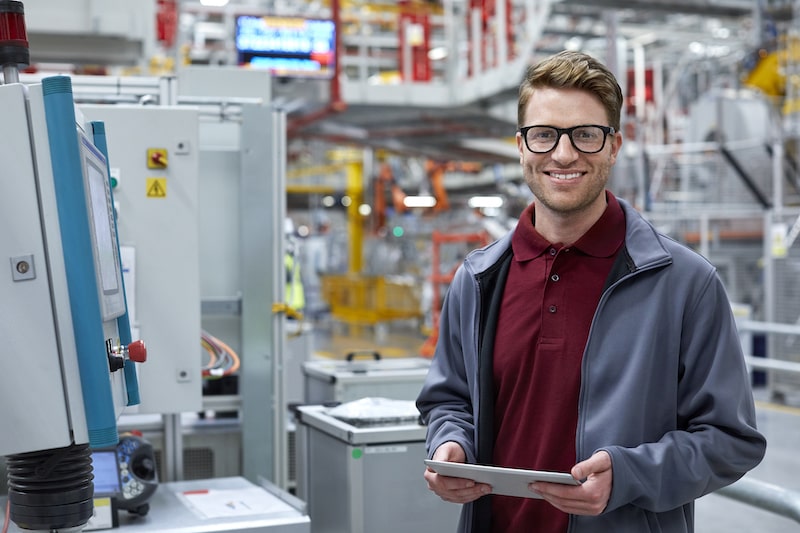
top-left (602, 269), bottom-right (767, 513)
top-left (416, 264), bottom-right (479, 463)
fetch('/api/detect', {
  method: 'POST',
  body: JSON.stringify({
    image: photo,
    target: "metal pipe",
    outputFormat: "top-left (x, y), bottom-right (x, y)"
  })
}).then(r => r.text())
top-left (744, 355), bottom-right (800, 375)
top-left (717, 477), bottom-right (800, 524)
top-left (497, 0), bottom-right (507, 67)
top-left (737, 320), bottom-right (800, 378)
top-left (772, 138), bottom-right (784, 218)
top-left (737, 319), bottom-right (800, 336)
top-left (470, 7), bottom-right (480, 78)
top-left (718, 145), bottom-right (772, 208)
top-left (762, 209), bottom-right (777, 400)
top-left (346, 160), bottom-right (364, 274)
top-left (3, 64), bottom-right (19, 84)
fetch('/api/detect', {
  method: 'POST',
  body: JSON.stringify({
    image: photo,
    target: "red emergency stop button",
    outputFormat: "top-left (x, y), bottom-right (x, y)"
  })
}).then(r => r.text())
top-left (147, 148), bottom-right (168, 169)
top-left (128, 340), bottom-right (147, 363)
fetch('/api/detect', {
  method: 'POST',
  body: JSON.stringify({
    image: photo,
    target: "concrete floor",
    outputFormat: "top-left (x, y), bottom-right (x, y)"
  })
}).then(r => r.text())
top-left (695, 395), bottom-right (800, 531)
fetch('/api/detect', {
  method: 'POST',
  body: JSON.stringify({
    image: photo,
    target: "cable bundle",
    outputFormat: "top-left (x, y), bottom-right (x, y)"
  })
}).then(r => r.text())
top-left (201, 330), bottom-right (240, 379)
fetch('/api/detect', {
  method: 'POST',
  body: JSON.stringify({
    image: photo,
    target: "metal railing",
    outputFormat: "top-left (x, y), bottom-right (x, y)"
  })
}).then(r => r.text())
top-left (738, 318), bottom-right (800, 381)
top-left (714, 319), bottom-right (800, 524)
top-left (717, 478), bottom-right (800, 525)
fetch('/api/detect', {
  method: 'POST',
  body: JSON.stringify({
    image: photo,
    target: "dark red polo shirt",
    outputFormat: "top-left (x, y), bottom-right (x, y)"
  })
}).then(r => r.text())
top-left (490, 192), bottom-right (625, 532)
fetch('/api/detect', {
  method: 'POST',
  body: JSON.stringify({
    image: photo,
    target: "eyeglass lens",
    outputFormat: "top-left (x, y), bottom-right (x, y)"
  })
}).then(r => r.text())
top-left (524, 126), bottom-right (608, 153)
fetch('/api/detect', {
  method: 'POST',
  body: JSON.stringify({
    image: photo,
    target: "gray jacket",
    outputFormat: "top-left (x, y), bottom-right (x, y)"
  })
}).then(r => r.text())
top-left (416, 197), bottom-right (766, 532)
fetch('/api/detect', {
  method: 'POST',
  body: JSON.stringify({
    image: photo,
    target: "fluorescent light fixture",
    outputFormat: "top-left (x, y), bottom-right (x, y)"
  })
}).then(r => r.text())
top-left (428, 46), bottom-right (449, 61)
top-left (403, 195), bottom-right (437, 208)
top-left (689, 42), bottom-right (705, 55)
top-left (459, 138), bottom-right (520, 159)
top-left (200, 0), bottom-right (229, 6)
top-left (564, 37), bottom-right (583, 51)
top-left (468, 196), bottom-right (504, 209)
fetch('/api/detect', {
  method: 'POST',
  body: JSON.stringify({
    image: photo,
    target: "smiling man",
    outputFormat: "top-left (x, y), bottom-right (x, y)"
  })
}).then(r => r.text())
top-left (416, 50), bottom-right (766, 533)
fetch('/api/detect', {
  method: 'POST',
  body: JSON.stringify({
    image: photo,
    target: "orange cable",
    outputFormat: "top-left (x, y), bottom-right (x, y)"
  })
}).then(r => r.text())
top-left (200, 338), bottom-right (218, 371)
top-left (3, 498), bottom-right (10, 533)
top-left (207, 333), bottom-right (241, 375)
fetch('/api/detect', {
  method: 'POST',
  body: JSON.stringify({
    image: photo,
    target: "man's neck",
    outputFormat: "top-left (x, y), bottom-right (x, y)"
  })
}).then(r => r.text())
top-left (533, 198), bottom-right (608, 246)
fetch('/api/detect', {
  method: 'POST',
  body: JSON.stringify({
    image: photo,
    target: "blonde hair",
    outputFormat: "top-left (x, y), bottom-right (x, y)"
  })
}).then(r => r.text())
top-left (518, 50), bottom-right (623, 131)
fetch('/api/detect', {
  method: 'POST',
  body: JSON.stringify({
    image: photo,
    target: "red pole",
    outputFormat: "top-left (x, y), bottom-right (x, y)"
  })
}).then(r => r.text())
top-left (330, 0), bottom-right (345, 110)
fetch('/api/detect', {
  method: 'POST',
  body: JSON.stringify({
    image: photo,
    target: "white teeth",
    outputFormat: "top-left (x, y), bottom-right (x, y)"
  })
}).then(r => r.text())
top-left (550, 172), bottom-right (581, 180)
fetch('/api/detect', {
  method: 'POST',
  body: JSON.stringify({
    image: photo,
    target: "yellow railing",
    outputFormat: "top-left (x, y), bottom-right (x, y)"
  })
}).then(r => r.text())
top-left (321, 273), bottom-right (422, 326)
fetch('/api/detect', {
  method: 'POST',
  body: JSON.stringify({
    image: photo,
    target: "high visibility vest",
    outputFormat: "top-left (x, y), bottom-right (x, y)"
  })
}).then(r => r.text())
top-left (285, 252), bottom-right (305, 311)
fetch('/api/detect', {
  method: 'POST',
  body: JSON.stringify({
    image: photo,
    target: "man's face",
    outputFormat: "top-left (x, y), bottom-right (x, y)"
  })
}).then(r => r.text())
top-left (516, 87), bottom-right (622, 219)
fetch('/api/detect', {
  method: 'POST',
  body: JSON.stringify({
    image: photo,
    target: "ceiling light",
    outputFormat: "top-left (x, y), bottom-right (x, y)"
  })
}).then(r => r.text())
top-left (200, 0), bottom-right (229, 6)
top-left (689, 42), bottom-right (706, 55)
top-left (468, 196), bottom-right (504, 209)
top-left (564, 37), bottom-right (583, 51)
top-left (428, 47), bottom-right (448, 61)
top-left (714, 27), bottom-right (731, 39)
top-left (403, 195), bottom-right (437, 208)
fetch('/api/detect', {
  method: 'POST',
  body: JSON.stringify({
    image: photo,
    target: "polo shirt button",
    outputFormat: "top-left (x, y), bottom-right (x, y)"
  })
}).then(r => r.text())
top-left (549, 305), bottom-right (557, 313)
top-left (549, 248), bottom-right (556, 256)
top-left (550, 274), bottom-right (559, 282)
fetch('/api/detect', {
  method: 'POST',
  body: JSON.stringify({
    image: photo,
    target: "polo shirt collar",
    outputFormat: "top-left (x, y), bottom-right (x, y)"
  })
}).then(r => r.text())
top-left (511, 191), bottom-right (625, 261)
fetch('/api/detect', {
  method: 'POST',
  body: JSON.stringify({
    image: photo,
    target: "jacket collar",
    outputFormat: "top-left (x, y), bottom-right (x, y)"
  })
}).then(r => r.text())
top-left (465, 195), bottom-right (672, 276)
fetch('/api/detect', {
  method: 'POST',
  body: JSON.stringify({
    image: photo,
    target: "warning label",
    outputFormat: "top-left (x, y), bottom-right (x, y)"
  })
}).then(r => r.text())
top-left (146, 177), bottom-right (167, 198)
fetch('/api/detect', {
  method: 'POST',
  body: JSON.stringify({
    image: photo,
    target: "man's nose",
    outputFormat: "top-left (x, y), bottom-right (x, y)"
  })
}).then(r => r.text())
top-left (551, 133), bottom-right (579, 163)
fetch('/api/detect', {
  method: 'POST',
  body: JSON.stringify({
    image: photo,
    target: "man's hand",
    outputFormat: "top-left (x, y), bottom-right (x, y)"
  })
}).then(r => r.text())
top-left (424, 442), bottom-right (491, 504)
top-left (530, 450), bottom-right (612, 515)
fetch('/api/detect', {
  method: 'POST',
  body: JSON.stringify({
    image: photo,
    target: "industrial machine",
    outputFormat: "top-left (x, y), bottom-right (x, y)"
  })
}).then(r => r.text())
top-left (0, 2), bottom-right (146, 531)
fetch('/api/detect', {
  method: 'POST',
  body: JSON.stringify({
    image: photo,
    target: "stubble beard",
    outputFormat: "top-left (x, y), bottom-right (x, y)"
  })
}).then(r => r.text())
top-left (524, 156), bottom-right (613, 218)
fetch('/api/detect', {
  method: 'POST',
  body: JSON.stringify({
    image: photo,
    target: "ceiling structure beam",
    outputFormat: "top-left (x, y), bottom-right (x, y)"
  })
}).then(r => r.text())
top-left (550, 0), bottom-right (753, 18)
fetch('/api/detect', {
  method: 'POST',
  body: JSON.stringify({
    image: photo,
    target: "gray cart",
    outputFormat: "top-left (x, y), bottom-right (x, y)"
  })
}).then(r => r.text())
top-left (301, 353), bottom-right (431, 404)
top-left (295, 404), bottom-right (460, 533)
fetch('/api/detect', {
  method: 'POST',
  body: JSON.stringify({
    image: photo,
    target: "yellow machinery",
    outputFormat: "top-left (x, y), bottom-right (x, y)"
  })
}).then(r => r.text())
top-left (289, 156), bottom-right (423, 329)
top-left (320, 273), bottom-right (422, 327)
top-left (743, 35), bottom-right (800, 115)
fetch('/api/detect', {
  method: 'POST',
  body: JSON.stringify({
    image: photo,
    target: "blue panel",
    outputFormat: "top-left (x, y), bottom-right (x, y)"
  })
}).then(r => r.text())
top-left (90, 121), bottom-right (141, 407)
top-left (42, 76), bottom-right (118, 448)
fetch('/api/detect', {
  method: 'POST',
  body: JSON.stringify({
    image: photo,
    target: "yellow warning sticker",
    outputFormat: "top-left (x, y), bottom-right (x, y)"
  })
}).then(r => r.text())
top-left (146, 177), bottom-right (167, 198)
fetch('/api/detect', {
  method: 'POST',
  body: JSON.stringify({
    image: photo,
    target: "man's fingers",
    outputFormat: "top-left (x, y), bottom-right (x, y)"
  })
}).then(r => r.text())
top-left (572, 450), bottom-right (612, 480)
top-left (531, 463), bottom-right (611, 516)
top-left (425, 468), bottom-right (491, 504)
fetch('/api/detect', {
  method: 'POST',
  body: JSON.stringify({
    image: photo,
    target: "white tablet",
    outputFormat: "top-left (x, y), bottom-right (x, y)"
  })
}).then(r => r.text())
top-left (424, 459), bottom-right (580, 499)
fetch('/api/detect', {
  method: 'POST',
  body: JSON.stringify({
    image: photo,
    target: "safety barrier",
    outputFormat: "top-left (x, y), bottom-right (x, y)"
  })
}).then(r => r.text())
top-left (738, 318), bottom-right (800, 381)
top-left (320, 273), bottom-right (422, 326)
top-left (717, 318), bottom-right (800, 524)
top-left (717, 478), bottom-right (800, 524)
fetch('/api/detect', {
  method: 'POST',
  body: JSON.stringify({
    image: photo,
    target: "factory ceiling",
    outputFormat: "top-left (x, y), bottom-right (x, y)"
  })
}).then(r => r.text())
top-left (283, 0), bottom-right (762, 167)
top-left (286, 100), bottom-right (521, 165)
top-left (554, 0), bottom-right (754, 18)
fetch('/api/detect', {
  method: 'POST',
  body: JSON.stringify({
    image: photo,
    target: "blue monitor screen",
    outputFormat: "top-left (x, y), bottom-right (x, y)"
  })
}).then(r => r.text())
top-left (92, 450), bottom-right (120, 495)
top-left (235, 15), bottom-right (336, 78)
top-left (79, 132), bottom-right (126, 321)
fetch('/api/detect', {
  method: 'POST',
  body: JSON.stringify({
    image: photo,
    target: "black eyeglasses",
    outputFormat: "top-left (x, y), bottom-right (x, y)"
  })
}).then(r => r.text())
top-left (519, 124), bottom-right (615, 154)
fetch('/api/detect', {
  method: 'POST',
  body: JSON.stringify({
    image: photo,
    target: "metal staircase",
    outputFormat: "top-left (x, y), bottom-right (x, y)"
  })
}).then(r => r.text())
top-left (338, 0), bottom-right (554, 108)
